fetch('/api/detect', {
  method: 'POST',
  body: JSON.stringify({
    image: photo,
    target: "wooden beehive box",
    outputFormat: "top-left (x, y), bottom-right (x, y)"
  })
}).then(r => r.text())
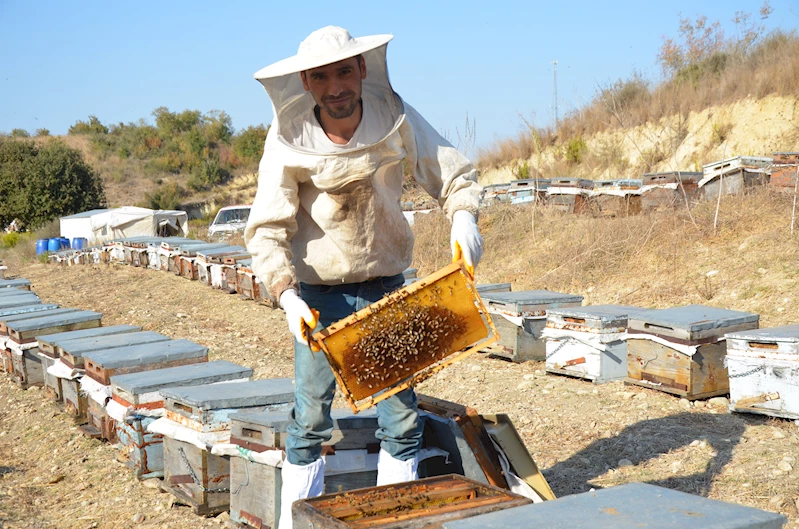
top-left (292, 474), bottom-right (531, 529)
top-left (229, 408), bottom-right (381, 529)
top-left (5, 309), bottom-right (101, 344)
top-left (179, 256), bottom-right (199, 280)
top-left (0, 293), bottom-right (43, 309)
top-left (0, 278), bottom-right (32, 290)
top-left (81, 339), bottom-right (208, 441)
top-left (475, 284), bottom-right (511, 295)
top-left (59, 330), bottom-right (170, 369)
top-left (725, 325), bottom-right (799, 420)
top-left (545, 305), bottom-right (645, 384)
top-left (162, 378), bottom-right (295, 432)
top-left (236, 266), bottom-right (260, 300)
top-left (0, 307), bottom-right (78, 336)
top-left (38, 324), bottom-right (142, 358)
top-left (38, 351), bottom-right (62, 401)
top-left (440, 482), bottom-right (786, 529)
top-left (481, 290), bottom-right (583, 362)
top-left (312, 262), bottom-right (498, 412)
top-left (626, 305), bottom-right (759, 399)
top-left (417, 395), bottom-right (506, 489)
top-left (6, 310), bottom-right (103, 389)
top-left (160, 379), bottom-right (295, 516)
top-left (546, 178), bottom-right (593, 214)
top-left (111, 360), bottom-right (252, 480)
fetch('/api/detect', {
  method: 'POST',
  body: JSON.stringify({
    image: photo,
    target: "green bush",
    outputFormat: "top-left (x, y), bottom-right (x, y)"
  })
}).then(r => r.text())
top-left (143, 182), bottom-right (186, 210)
top-left (565, 137), bottom-right (587, 165)
top-left (1, 232), bottom-right (20, 248)
top-left (35, 128), bottom-right (50, 137)
top-left (11, 128), bottom-right (30, 138)
top-left (0, 138), bottom-right (106, 230)
top-left (233, 124), bottom-right (269, 164)
top-left (187, 155), bottom-right (229, 191)
top-left (69, 115), bottom-right (109, 135)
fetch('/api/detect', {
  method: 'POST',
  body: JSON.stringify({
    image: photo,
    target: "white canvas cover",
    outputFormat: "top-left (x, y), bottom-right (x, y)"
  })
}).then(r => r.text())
top-left (60, 207), bottom-right (188, 244)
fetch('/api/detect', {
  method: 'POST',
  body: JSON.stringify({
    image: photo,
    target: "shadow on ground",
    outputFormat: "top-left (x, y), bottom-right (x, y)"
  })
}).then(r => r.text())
top-left (543, 411), bottom-right (767, 497)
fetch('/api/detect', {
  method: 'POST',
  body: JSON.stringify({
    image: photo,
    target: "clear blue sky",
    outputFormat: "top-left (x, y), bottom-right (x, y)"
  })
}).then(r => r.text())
top-left (1, 1), bottom-right (795, 155)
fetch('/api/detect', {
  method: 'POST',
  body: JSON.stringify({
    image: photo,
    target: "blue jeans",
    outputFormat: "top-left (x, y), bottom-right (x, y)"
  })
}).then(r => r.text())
top-left (285, 273), bottom-right (423, 466)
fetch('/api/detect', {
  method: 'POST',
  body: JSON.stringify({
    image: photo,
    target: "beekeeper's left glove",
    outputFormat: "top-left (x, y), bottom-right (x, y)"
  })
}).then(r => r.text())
top-left (450, 210), bottom-right (483, 278)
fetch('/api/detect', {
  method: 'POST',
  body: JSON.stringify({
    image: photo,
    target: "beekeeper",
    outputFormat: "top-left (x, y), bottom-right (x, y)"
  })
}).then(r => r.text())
top-left (245, 26), bottom-right (483, 528)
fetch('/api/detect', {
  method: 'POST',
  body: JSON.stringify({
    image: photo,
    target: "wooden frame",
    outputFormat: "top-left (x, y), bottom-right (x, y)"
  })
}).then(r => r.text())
top-left (312, 261), bottom-right (499, 413)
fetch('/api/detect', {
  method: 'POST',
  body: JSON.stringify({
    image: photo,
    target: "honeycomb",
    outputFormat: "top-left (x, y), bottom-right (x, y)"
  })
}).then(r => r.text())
top-left (314, 262), bottom-right (496, 408)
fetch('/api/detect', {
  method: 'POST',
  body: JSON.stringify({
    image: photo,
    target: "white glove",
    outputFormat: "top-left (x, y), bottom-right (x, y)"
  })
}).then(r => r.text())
top-left (280, 289), bottom-right (318, 345)
top-left (450, 210), bottom-right (483, 276)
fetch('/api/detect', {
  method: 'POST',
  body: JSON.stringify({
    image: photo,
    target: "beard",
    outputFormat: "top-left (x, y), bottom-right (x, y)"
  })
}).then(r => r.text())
top-left (320, 92), bottom-right (360, 119)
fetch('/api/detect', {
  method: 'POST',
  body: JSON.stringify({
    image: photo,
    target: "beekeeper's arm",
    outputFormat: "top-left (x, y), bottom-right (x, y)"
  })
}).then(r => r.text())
top-left (401, 104), bottom-right (484, 274)
top-left (244, 126), bottom-right (316, 343)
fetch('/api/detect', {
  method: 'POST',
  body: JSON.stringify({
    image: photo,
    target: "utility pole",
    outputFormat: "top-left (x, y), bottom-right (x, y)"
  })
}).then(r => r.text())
top-left (552, 60), bottom-right (558, 127)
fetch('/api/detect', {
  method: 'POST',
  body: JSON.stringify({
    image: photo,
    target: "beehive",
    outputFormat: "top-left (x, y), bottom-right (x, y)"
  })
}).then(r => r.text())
top-left (440, 482), bottom-right (786, 529)
top-left (0, 278), bottom-right (31, 290)
top-left (725, 325), bottom-right (799, 420)
top-left (481, 290), bottom-right (583, 362)
top-left (111, 360), bottom-right (252, 480)
top-left (627, 305), bottom-right (759, 399)
top-left (160, 379), bottom-right (295, 516)
top-left (312, 262), bottom-right (498, 412)
top-left (292, 474), bottom-right (531, 529)
top-left (228, 408), bottom-right (381, 529)
top-left (641, 172), bottom-right (701, 211)
top-left (545, 305), bottom-right (645, 384)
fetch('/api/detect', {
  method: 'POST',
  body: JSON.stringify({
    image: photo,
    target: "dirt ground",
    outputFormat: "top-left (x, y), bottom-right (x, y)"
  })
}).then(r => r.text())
top-left (1, 245), bottom-right (799, 527)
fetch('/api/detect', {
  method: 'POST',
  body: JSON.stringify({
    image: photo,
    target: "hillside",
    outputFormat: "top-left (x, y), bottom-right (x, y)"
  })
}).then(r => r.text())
top-left (479, 94), bottom-right (799, 185)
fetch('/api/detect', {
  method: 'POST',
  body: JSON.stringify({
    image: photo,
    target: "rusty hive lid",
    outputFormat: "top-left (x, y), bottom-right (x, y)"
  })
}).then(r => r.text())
top-left (161, 378), bottom-right (294, 410)
top-left (111, 360), bottom-right (252, 396)
top-left (81, 338), bottom-right (206, 369)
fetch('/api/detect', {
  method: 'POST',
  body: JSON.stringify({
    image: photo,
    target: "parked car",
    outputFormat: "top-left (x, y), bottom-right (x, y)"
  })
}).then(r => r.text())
top-left (208, 205), bottom-right (251, 239)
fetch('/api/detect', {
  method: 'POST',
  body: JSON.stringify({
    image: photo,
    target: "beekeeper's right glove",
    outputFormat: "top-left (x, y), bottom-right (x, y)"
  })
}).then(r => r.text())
top-left (280, 289), bottom-right (319, 346)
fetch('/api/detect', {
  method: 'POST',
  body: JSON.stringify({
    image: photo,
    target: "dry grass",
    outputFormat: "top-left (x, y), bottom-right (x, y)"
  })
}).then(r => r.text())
top-left (414, 187), bottom-right (799, 327)
top-left (478, 30), bottom-right (799, 173)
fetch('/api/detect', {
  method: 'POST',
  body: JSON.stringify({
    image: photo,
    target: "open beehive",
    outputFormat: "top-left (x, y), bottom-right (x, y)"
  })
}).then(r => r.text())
top-left (312, 261), bottom-right (498, 412)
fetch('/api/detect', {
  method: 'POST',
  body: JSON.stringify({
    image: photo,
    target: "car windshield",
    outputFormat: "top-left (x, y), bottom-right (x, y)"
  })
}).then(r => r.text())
top-left (214, 208), bottom-right (250, 225)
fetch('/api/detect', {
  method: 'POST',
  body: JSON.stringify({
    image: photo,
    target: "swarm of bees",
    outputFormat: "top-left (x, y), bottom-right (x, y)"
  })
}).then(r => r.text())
top-left (342, 297), bottom-right (467, 395)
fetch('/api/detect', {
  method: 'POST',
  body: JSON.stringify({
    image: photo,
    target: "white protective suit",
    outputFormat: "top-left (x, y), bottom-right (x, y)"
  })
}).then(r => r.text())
top-left (245, 34), bottom-right (482, 301)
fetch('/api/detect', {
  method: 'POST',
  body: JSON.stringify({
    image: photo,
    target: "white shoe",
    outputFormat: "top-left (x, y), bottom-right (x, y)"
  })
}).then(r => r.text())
top-left (376, 448), bottom-right (419, 486)
top-left (279, 458), bottom-right (324, 529)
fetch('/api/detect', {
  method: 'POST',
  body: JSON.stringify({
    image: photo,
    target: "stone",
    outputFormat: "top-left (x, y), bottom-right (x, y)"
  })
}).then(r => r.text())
top-left (773, 429), bottom-right (786, 439)
top-left (216, 512), bottom-right (230, 524)
top-left (516, 381), bottom-right (533, 390)
top-left (679, 398), bottom-right (691, 409)
top-left (671, 461), bottom-right (684, 473)
top-left (769, 495), bottom-right (785, 508)
top-left (141, 478), bottom-right (161, 490)
top-left (778, 460), bottom-right (793, 472)
top-left (689, 440), bottom-right (701, 447)
top-left (523, 373), bottom-right (536, 381)
top-left (622, 392), bottom-right (636, 400)
top-left (618, 459), bottom-right (633, 468)
top-left (132, 513), bottom-right (145, 524)
top-left (708, 397), bottom-right (730, 408)
top-left (534, 369), bottom-right (546, 377)
top-left (471, 364), bottom-right (481, 372)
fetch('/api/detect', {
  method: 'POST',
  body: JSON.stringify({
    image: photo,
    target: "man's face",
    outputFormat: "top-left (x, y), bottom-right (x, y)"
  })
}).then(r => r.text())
top-left (301, 56), bottom-right (366, 120)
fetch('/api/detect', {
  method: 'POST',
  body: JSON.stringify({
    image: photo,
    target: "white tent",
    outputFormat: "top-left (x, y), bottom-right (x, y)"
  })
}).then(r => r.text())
top-left (60, 207), bottom-right (189, 244)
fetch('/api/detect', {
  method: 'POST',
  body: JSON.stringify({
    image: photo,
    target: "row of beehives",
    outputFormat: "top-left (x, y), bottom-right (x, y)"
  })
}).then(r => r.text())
top-left (483, 153), bottom-right (798, 215)
top-left (0, 278), bottom-right (569, 528)
top-left (478, 287), bottom-right (798, 421)
top-left (46, 235), bottom-right (423, 309)
top-left (2, 281), bottom-right (789, 528)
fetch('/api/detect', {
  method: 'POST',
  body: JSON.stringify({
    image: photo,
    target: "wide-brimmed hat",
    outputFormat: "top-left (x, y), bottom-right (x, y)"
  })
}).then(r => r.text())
top-left (254, 26), bottom-right (393, 80)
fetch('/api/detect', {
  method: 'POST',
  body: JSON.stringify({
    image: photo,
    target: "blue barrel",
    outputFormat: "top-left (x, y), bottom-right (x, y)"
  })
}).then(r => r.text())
top-left (47, 238), bottom-right (61, 252)
top-left (59, 237), bottom-right (70, 250)
top-left (71, 237), bottom-right (87, 250)
top-left (36, 239), bottom-right (49, 255)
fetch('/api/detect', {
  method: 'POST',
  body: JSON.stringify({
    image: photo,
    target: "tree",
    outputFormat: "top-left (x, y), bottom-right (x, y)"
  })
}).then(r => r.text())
top-left (10, 128), bottom-right (30, 138)
top-left (69, 115), bottom-right (109, 135)
top-left (0, 138), bottom-right (106, 230)
top-left (233, 124), bottom-right (269, 165)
